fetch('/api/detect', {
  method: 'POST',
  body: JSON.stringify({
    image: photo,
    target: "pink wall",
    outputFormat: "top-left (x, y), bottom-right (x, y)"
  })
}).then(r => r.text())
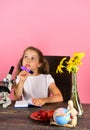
top-left (0, 0), bottom-right (90, 103)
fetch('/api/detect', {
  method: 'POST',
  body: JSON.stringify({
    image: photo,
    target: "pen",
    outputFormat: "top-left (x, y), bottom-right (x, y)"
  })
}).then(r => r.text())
top-left (20, 66), bottom-right (34, 74)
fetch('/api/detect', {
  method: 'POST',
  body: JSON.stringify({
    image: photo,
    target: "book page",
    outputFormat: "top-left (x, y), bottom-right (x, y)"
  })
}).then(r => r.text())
top-left (14, 99), bottom-right (32, 108)
top-left (14, 100), bottom-right (28, 107)
top-left (14, 99), bottom-right (41, 108)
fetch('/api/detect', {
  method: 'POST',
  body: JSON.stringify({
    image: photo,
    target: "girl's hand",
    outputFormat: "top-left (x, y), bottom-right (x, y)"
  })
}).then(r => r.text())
top-left (19, 70), bottom-right (29, 82)
top-left (32, 98), bottom-right (46, 106)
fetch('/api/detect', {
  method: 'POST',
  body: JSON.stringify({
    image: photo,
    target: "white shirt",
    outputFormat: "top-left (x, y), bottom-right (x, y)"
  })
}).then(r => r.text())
top-left (22, 74), bottom-right (55, 100)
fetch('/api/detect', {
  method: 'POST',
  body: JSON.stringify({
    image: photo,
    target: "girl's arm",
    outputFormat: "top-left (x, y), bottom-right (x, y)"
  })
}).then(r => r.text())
top-left (14, 80), bottom-right (24, 100)
top-left (32, 82), bottom-right (63, 106)
top-left (45, 82), bottom-right (64, 103)
top-left (14, 71), bottom-right (29, 100)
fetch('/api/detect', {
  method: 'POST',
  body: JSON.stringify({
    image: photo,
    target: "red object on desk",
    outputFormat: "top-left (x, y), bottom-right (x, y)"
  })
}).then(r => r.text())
top-left (30, 110), bottom-right (54, 121)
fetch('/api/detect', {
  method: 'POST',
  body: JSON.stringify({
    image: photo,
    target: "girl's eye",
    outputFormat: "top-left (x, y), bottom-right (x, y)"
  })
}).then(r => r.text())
top-left (31, 57), bottom-right (36, 61)
top-left (23, 55), bottom-right (27, 58)
top-left (23, 55), bottom-right (37, 61)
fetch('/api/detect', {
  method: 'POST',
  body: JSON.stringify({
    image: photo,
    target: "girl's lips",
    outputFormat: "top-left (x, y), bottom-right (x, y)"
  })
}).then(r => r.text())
top-left (25, 64), bottom-right (30, 68)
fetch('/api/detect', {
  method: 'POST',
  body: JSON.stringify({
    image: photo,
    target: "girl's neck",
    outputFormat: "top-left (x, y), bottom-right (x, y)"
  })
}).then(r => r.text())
top-left (32, 70), bottom-right (40, 76)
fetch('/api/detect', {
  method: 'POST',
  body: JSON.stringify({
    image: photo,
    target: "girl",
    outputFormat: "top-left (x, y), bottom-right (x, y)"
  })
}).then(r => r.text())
top-left (14, 46), bottom-right (63, 106)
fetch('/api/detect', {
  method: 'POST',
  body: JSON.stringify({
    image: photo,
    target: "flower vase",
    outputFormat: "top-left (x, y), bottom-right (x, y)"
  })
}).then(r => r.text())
top-left (70, 72), bottom-right (84, 116)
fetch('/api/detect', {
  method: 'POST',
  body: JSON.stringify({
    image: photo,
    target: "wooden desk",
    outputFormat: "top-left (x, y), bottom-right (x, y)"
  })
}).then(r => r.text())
top-left (0, 102), bottom-right (90, 130)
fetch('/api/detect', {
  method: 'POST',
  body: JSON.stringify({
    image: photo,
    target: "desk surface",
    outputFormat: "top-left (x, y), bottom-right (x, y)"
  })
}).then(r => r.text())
top-left (0, 102), bottom-right (90, 130)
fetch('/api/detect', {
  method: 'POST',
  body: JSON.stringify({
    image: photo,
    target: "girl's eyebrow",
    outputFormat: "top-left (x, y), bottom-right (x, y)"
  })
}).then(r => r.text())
top-left (31, 55), bottom-right (37, 57)
top-left (24, 53), bottom-right (37, 57)
top-left (23, 54), bottom-right (38, 59)
top-left (30, 55), bottom-right (38, 58)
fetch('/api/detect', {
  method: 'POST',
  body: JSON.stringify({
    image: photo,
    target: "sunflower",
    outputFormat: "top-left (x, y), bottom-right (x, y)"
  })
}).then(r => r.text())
top-left (56, 52), bottom-right (85, 74)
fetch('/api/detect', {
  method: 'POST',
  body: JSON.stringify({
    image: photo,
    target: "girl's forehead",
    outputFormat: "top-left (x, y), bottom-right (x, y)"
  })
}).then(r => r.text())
top-left (24, 49), bottom-right (39, 57)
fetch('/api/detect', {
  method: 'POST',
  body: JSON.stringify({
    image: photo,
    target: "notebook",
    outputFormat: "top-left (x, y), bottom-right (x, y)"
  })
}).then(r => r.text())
top-left (14, 100), bottom-right (29, 107)
top-left (14, 99), bottom-right (41, 108)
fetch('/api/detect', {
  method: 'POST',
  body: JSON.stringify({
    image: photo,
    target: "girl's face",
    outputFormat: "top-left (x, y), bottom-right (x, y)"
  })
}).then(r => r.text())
top-left (22, 49), bottom-right (41, 73)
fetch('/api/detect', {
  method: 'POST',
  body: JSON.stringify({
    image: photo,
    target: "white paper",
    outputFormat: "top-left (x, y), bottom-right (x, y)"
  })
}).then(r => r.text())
top-left (14, 99), bottom-right (32, 108)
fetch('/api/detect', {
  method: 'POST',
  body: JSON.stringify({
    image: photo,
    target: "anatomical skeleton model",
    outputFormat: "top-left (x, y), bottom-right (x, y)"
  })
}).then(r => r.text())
top-left (50, 100), bottom-right (78, 128)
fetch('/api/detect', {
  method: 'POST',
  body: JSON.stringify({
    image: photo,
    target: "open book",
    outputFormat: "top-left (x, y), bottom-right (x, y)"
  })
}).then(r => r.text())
top-left (14, 99), bottom-right (41, 108)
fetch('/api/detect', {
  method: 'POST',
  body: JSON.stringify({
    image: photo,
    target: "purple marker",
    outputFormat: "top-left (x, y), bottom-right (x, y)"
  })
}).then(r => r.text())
top-left (20, 66), bottom-right (33, 74)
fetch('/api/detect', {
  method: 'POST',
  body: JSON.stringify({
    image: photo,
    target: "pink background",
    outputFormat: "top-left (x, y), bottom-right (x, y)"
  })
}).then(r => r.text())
top-left (0, 0), bottom-right (90, 103)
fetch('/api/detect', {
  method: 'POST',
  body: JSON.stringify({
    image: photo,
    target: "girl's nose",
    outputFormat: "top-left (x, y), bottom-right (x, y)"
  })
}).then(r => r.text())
top-left (26, 57), bottom-right (31, 62)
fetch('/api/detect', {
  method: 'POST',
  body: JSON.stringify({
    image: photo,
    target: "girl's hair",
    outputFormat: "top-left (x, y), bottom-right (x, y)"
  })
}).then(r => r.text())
top-left (15, 46), bottom-right (49, 77)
